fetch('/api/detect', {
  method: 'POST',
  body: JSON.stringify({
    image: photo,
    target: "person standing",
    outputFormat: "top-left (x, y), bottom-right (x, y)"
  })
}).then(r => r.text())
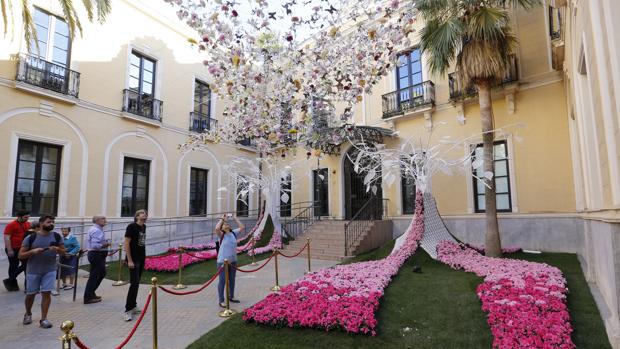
top-left (215, 214), bottom-right (244, 308)
top-left (123, 210), bottom-right (148, 322)
top-left (60, 227), bottom-right (80, 290)
top-left (3, 210), bottom-right (31, 291)
top-left (19, 214), bottom-right (65, 328)
top-left (84, 215), bottom-right (109, 304)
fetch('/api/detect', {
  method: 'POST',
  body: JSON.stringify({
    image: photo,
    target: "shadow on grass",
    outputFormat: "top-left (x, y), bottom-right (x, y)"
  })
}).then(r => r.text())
top-left (187, 242), bottom-right (611, 349)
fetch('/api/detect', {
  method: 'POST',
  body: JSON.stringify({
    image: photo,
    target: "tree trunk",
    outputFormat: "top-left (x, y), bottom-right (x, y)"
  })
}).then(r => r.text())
top-left (477, 82), bottom-right (502, 258)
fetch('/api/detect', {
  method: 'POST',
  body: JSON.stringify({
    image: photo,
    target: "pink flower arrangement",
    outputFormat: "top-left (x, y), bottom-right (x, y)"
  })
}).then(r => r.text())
top-left (248, 229), bottom-right (282, 256)
top-left (243, 191), bottom-right (425, 335)
top-left (437, 240), bottom-right (575, 349)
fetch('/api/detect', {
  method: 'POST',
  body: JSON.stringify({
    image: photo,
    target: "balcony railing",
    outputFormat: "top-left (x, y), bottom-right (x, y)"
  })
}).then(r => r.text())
top-left (122, 89), bottom-right (163, 122)
top-left (189, 111), bottom-right (218, 132)
top-left (15, 53), bottom-right (80, 98)
top-left (381, 80), bottom-right (435, 119)
top-left (448, 56), bottom-right (518, 100)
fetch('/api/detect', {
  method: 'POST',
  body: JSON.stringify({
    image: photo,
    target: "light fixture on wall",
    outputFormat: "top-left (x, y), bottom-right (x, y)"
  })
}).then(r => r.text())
top-left (332, 170), bottom-right (336, 175)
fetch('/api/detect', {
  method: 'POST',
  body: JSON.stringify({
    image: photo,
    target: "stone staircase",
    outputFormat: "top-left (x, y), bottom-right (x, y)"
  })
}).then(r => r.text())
top-left (281, 220), bottom-right (348, 261)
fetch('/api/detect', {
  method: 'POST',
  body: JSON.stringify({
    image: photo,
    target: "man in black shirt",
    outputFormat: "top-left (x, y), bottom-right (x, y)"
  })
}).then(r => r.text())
top-left (123, 209), bottom-right (147, 322)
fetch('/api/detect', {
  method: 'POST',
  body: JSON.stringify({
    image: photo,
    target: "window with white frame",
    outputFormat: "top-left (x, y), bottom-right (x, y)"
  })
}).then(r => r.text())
top-left (29, 7), bottom-right (71, 67)
top-left (472, 141), bottom-right (512, 213)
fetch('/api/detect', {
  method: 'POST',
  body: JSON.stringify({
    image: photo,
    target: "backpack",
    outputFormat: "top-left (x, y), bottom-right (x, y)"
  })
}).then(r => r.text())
top-left (21, 231), bottom-right (62, 258)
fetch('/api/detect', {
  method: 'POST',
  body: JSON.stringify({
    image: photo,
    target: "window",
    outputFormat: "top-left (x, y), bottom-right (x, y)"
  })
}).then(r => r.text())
top-left (472, 141), bottom-right (512, 213)
top-left (129, 51), bottom-right (156, 96)
top-left (312, 168), bottom-right (329, 217)
top-left (189, 168), bottom-right (208, 215)
top-left (121, 157), bottom-right (150, 217)
top-left (30, 7), bottom-right (71, 67)
top-left (194, 80), bottom-right (211, 116)
top-left (236, 176), bottom-right (249, 217)
top-left (401, 164), bottom-right (416, 215)
top-left (397, 48), bottom-right (422, 90)
top-left (13, 140), bottom-right (62, 216)
top-left (280, 174), bottom-right (292, 217)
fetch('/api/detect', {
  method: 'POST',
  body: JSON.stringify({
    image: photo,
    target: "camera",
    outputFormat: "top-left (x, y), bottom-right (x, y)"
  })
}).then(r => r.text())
top-left (226, 213), bottom-right (233, 218)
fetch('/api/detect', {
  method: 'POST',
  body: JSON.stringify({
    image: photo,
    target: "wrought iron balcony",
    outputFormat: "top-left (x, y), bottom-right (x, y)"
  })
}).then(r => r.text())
top-left (448, 56), bottom-right (518, 100)
top-left (381, 80), bottom-right (435, 119)
top-left (189, 111), bottom-right (218, 132)
top-left (15, 53), bottom-right (80, 97)
top-left (122, 89), bottom-right (163, 122)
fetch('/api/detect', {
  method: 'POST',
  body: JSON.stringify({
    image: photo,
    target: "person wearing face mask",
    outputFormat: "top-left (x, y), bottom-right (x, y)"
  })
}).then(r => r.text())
top-left (3, 209), bottom-right (31, 291)
top-left (18, 214), bottom-right (65, 329)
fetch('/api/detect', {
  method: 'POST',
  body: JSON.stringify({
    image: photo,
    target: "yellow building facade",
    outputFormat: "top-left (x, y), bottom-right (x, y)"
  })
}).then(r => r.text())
top-left (0, 0), bottom-right (618, 346)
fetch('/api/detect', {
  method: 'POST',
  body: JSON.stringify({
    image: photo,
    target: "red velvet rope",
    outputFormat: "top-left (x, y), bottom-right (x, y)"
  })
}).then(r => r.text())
top-left (148, 252), bottom-right (176, 260)
top-left (158, 267), bottom-right (222, 296)
top-left (114, 292), bottom-right (152, 349)
top-left (233, 252), bottom-right (275, 273)
top-left (185, 251), bottom-right (216, 260)
top-left (73, 336), bottom-right (90, 349)
top-left (277, 243), bottom-right (308, 259)
top-left (107, 249), bottom-right (120, 257)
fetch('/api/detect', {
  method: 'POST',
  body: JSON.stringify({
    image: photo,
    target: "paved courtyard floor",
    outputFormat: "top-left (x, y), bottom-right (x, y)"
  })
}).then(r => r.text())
top-left (0, 257), bottom-right (337, 349)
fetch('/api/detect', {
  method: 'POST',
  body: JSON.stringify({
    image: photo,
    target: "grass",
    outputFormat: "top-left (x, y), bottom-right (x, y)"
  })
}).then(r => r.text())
top-left (187, 242), bottom-right (612, 349)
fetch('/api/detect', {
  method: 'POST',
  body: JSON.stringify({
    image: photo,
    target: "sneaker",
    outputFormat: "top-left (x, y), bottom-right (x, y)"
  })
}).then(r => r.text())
top-left (218, 302), bottom-right (226, 308)
top-left (230, 298), bottom-right (240, 303)
top-left (131, 307), bottom-right (142, 314)
top-left (39, 319), bottom-right (52, 329)
top-left (84, 298), bottom-right (101, 304)
top-left (63, 284), bottom-right (74, 290)
top-left (94, 295), bottom-right (102, 300)
top-left (123, 311), bottom-right (132, 322)
top-left (51, 289), bottom-right (60, 296)
top-left (23, 313), bottom-right (32, 325)
top-left (2, 278), bottom-right (10, 291)
top-left (61, 284), bottom-right (68, 289)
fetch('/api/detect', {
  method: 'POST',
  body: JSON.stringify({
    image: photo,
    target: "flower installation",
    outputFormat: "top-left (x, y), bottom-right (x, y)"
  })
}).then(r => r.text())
top-left (243, 191), bottom-right (424, 335)
top-left (437, 241), bottom-right (575, 349)
top-left (249, 229), bottom-right (282, 256)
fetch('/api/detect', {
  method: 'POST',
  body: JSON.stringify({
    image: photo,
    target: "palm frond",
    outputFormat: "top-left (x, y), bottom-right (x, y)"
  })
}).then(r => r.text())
top-left (415, 0), bottom-right (454, 21)
top-left (21, 0), bottom-right (37, 53)
top-left (1, 0), bottom-right (8, 35)
top-left (420, 16), bottom-right (464, 76)
top-left (58, 0), bottom-right (80, 39)
top-left (496, 0), bottom-right (541, 10)
top-left (467, 7), bottom-right (510, 43)
top-left (81, 0), bottom-right (94, 21)
top-left (94, 0), bottom-right (111, 23)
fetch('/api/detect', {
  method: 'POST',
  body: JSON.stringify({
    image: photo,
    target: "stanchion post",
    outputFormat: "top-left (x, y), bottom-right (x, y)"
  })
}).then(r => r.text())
top-left (112, 244), bottom-right (127, 286)
top-left (270, 249), bottom-right (281, 291)
top-left (304, 238), bottom-right (312, 275)
top-left (54, 262), bottom-right (61, 296)
top-left (173, 248), bottom-right (187, 290)
top-left (250, 238), bottom-right (258, 266)
top-left (218, 259), bottom-right (236, 317)
top-left (151, 277), bottom-right (158, 349)
top-left (60, 320), bottom-right (75, 349)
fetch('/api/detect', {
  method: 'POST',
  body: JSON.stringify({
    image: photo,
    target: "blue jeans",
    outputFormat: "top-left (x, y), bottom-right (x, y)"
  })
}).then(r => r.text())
top-left (217, 262), bottom-right (237, 303)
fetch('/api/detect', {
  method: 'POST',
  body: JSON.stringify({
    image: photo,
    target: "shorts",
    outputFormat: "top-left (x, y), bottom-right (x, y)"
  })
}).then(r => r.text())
top-left (26, 271), bottom-right (57, 295)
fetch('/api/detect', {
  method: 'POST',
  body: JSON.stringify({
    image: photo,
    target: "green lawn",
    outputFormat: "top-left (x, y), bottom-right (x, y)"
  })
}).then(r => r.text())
top-left (83, 251), bottom-right (271, 285)
top-left (188, 242), bottom-right (612, 349)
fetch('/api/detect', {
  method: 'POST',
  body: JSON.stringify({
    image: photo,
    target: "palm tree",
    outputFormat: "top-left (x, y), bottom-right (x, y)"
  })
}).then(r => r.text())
top-left (1, 0), bottom-right (111, 47)
top-left (418, 0), bottom-right (539, 257)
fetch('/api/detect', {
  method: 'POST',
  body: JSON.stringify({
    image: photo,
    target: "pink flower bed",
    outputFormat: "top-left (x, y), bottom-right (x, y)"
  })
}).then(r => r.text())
top-left (248, 230), bottom-right (282, 256)
top-left (465, 243), bottom-right (522, 254)
top-left (243, 192), bottom-right (425, 335)
top-left (437, 240), bottom-right (575, 349)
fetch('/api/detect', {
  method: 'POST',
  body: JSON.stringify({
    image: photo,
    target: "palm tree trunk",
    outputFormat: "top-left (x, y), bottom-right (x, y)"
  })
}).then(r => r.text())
top-left (477, 82), bottom-right (502, 257)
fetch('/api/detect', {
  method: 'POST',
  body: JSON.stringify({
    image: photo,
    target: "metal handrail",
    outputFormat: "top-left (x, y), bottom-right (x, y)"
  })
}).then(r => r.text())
top-left (189, 111), bottom-right (218, 132)
top-left (381, 80), bottom-right (435, 118)
top-left (122, 89), bottom-right (163, 121)
top-left (15, 53), bottom-right (80, 97)
top-left (281, 202), bottom-right (323, 239)
top-left (343, 197), bottom-right (388, 256)
top-left (448, 55), bottom-right (518, 100)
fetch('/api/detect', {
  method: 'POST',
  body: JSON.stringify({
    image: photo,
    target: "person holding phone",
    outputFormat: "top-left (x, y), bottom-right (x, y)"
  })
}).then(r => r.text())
top-left (18, 214), bottom-right (65, 329)
top-left (123, 210), bottom-right (148, 322)
top-left (214, 214), bottom-right (245, 308)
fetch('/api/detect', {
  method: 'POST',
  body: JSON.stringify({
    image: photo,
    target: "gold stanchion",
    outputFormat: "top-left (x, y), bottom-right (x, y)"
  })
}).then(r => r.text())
top-left (173, 248), bottom-right (187, 290)
top-left (304, 238), bottom-right (312, 275)
top-left (112, 244), bottom-right (127, 286)
top-left (250, 238), bottom-right (258, 266)
top-left (151, 277), bottom-right (158, 349)
top-left (59, 320), bottom-right (75, 349)
top-left (218, 259), bottom-right (236, 317)
top-left (270, 249), bottom-right (281, 291)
